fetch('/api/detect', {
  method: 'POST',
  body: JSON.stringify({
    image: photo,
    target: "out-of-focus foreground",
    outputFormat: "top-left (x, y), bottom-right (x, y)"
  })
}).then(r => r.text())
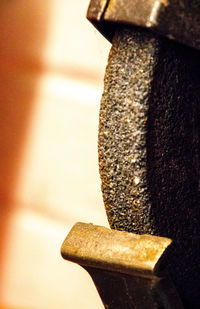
top-left (0, 0), bottom-right (110, 308)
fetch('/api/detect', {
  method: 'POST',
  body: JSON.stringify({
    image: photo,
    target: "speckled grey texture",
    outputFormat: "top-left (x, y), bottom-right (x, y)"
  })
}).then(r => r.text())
top-left (98, 26), bottom-right (200, 307)
top-left (99, 27), bottom-right (156, 234)
top-left (99, 26), bottom-right (200, 239)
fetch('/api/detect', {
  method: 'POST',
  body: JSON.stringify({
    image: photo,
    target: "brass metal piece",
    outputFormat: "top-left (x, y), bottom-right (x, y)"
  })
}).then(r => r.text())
top-left (87, 0), bottom-right (108, 21)
top-left (87, 0), bottom-right (200, 51)
top-left (104, 0), bottom-right (161, 27)
top-left (61, 222), bottom-right (172, 278)
top-left (61, 223), bottom-right (184, 308)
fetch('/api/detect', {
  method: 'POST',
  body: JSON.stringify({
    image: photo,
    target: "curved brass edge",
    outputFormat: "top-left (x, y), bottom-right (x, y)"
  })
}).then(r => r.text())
top-left (61, 222), bottom-right (172, 278)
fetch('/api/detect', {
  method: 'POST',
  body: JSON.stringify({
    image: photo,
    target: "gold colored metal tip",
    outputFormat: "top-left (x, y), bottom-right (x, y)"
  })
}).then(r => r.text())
top-left (61, 222), bottom-right (172, 278)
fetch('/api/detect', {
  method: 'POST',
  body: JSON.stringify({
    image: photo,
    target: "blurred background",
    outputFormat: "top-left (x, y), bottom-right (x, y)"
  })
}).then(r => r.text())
top-left (0, 0), bottom-right (111, 308)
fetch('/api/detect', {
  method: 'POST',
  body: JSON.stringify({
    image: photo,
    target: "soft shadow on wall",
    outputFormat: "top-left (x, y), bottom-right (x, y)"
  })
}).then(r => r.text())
top-left (0, 0), bottom-right (110, 308)
top-left (0, 0), bottom-right (52, 298)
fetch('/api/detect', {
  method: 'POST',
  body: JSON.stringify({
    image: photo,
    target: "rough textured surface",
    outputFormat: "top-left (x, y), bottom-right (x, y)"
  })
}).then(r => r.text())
top-left (99, 26), bottom-right (200, 240)
top-left (98, 25), bottom-right (200, 307)
top-left (99, 27), bottom-right (157, 234)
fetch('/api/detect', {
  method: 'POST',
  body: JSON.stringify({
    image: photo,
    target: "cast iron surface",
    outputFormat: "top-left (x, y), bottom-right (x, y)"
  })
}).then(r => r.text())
top-left (86, 267), bottom-right (183, 309)
top-left (87, 0), bottom-right (200, 51)
top-left (98, 26), bottom-right (200, 306)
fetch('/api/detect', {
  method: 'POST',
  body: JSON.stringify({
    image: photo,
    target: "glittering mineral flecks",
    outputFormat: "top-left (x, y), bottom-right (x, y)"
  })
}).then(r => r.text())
top-left (98, 26), bottom-right (200, 239)
top-left (98, 27), bottom-right (157, 234)
top-left (98, 25), bottom-right (200, 308)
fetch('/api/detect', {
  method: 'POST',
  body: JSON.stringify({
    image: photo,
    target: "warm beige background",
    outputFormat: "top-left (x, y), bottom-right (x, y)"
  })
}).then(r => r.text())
top-left (0, 0), bottom-right (111, 308)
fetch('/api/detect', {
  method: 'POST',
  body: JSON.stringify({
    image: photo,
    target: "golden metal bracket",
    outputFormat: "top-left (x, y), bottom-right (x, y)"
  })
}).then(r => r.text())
top-left (61, 222), bottom-right (184, 308)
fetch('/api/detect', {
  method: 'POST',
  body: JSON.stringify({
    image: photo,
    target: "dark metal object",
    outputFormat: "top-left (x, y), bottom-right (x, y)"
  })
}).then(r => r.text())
top-left (87, 0), bottom-right (200, 51)
top-left (61, 222), bottom-right (184, 309)
top-left (61, 1), bottom-right (200, 308)
top-left (98, 25), bottom-right (200, 307)
top-left (99, 26), bottom-right (200, 239)
top-left (87, 268), bottom-right (182, 309)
